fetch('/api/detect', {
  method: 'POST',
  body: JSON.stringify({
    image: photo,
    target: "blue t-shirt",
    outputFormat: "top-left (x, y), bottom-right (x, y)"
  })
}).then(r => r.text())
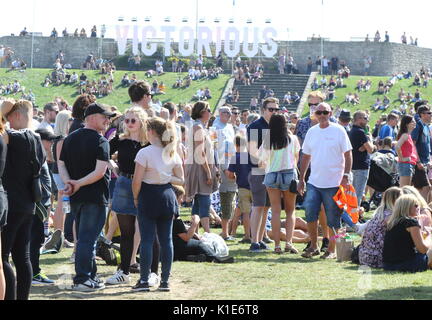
top-left (247, 117), bottom-right (269, 169)
top-left (378, 124), bottom-right (395, 140)
top-left (228, 152), bottom-right (251, 190)
top-left (411, 119), bottom-right (431, 164)
top-left (349, 125), bottom-right (370, 170)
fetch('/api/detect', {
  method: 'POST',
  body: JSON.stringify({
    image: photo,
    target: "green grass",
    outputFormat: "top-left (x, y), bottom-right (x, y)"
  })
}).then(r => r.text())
top-left (303, 75), bottom-right (430, 124)
top-left (0, 69), bottom-right (230, 112)
top-left (30, 207), bottom-right (432, 300)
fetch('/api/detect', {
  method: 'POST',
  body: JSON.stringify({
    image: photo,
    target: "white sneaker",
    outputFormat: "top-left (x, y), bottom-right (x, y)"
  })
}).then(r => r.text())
top-left (105, 270), bottom-right (130, 285)
top-left (148, 272), bottom-right (159, 287)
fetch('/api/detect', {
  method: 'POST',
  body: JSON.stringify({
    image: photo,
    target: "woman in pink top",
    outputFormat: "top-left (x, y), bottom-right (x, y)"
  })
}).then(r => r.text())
top-left (396, 115), bottom-right (418, 187)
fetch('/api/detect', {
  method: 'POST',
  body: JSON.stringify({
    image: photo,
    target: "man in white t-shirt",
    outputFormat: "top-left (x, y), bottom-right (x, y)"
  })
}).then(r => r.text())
top-left (298, 102), bottom-right (353, 259)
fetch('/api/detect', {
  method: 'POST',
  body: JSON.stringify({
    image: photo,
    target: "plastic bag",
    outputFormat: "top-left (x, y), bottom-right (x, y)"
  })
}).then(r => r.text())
top-left (201, 232), bottom-right (229, 258)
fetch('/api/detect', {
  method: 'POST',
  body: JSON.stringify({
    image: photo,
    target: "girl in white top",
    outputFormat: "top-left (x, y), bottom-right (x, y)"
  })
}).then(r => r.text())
top-left (131, 117), bottom-right (183, 292)
top-left (259, 114), bottom-right (300, 254)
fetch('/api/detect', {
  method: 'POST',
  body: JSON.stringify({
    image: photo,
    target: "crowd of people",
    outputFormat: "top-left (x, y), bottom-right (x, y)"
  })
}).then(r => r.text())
top-left (0, 74), bottom-right (431, 301)
top-left (19, 26), bottom-right (100, 38)
top-left (234, 58), bottom-right (264, 85)
top-left (2, 51), bottom-right (432, 300)
top-left (364, 31), bottom-right (418, 46)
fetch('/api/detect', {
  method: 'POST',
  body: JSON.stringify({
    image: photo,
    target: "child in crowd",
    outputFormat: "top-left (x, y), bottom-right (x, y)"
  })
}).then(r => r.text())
top-left (226, 136), bottom-right (252, 243)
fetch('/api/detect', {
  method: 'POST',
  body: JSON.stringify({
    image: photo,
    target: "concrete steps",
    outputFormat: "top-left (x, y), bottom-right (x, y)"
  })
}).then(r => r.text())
top-left (231, 74), bottom-right (310, 112)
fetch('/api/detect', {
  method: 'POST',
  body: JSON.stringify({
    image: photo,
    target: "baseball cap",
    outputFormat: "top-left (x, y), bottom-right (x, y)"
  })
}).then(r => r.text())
top-left (84, 103), bottom-right (116, 118)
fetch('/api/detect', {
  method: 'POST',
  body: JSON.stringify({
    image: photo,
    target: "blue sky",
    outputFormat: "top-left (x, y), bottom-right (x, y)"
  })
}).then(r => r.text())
top-left (2, 0), bottom-right (429, 48)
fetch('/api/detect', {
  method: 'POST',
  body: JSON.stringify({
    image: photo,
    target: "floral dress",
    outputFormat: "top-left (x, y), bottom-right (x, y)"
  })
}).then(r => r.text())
top-left (358, 209), bottom-right (392, 268)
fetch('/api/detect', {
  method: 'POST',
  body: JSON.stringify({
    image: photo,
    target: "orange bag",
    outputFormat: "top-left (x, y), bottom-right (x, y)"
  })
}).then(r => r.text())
top-left (333, 185), bottom-right (359, 224)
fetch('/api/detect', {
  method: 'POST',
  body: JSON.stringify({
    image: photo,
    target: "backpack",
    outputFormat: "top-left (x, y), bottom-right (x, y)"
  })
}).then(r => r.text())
top-left (201, 233), bottom-right (229, 258)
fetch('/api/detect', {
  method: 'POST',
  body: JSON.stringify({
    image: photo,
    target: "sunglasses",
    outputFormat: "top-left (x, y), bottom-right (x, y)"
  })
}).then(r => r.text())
top-left (125, 118), bottom-right (137, 124)
top-left (267, 107), bottom-right (280, 113)
top-left (315, 110), bottom-right (330, 116)
top-left (232, 112), bottom-right (239, 115)
top-left (422, 112), bottom-right (432, 115)
top-left (308, 103), bottom-right (319, 107)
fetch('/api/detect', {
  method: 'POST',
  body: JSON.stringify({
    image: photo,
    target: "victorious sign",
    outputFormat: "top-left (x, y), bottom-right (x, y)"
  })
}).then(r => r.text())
top-left (115, 25), bottom-right (278, 58)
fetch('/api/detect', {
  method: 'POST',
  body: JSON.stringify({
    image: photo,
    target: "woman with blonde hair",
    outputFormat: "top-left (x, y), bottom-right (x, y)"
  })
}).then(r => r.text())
top-left (401, 185), bottom-right (432, 228)
top-left (383, 194), bottom-right (432, 272)
top-left (106, 107), bottom-right (154, 285)
top-left (132, 117), bottom-right (184, 292)
top-left (358, 187), bottom-right (401, 268)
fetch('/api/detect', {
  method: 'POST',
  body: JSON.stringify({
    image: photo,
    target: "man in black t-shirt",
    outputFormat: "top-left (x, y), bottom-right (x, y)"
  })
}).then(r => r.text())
top-left (59, 103), bottom-right (115, 292)
top-left (349, 111), bottom-right (375, 205)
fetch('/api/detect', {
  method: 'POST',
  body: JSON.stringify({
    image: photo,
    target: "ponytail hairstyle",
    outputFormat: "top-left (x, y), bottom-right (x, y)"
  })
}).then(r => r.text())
top-left (147, 117), bottom-right (177, 159)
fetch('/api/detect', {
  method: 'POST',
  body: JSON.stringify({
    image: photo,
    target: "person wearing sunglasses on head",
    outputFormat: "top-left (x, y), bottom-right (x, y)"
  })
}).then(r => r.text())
top-left (298, 102), bottom-right (353, 260)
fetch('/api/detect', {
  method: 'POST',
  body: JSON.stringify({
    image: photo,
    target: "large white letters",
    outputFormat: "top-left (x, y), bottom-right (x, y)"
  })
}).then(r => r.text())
top-left (142, 26), bottom-right (157, 56)
top-left (114, 24), bottom-right (279, 58)
top-left (179, 26), bottom-right (195, 56)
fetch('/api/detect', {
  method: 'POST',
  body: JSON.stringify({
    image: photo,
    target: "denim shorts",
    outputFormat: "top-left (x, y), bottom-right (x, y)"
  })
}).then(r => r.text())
top-left (304, 183), bottom-right (341, 229)
top-left (111, 176), bottom-right (137, 215)
top-left (192, 194), bottom-right (211, 218)
top-left (263, 169), bottom-right (297, 191)
top-left (398, 162), bottom-right (415, 177)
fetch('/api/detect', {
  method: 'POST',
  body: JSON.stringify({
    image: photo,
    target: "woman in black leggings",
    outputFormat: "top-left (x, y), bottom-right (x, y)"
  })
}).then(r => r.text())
top-left (1, 99), bottom-right (46, 300)
top-left (106, 106), bottom-right (160, 286)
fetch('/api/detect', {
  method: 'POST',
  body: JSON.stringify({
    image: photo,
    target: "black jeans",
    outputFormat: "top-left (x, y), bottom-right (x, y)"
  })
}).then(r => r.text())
top-left (174, 239), bottom-right (218, 262)
top-left (1, 211), bottom-right (33, 300)
top-left (64, 208), bottom-right (75, 243)
top-left (30, 214), bottom-right (45, 276)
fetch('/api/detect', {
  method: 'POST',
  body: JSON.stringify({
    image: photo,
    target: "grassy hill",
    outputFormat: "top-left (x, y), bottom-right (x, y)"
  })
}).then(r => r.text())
top-left (302, 74), bottom-right (429, 124)
top-left (0, 69), bottom-right (230, 112)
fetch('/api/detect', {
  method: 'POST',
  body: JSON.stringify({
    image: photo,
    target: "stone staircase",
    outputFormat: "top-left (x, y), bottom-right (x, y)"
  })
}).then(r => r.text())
top-left (230, 74), bottom-right (311, 112)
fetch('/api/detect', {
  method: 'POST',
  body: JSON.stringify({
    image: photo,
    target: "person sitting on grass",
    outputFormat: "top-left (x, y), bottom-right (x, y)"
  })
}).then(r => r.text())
top-left (204, 87), bottom-right (212, 100)
top-left (266, 210), bottom-right (316, 244)
top-left (413, 73), bottom-right (421, 86)
top-left (158, 82), bottom-right (166, 94)
top-left (382, 96), bottom-right (390, 110)
top-left (121, 73), bottom-right (130, 87)
top-left (358, 187), bottom-right (402, 268)
top-left (171, 185), bottom-right (234, 263)
top-left (371, 98), bottom-right (382, 111)
top-left (401, 186), bottom-right (432, 228)
top-left (43, 74), bottom-right (52, 87)
top-left (378, 80), bottom-right (385, 94)
top-left (383, 194), bottom-right (432, 273)
top-left (364, 79), bottom-right (372, 91)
